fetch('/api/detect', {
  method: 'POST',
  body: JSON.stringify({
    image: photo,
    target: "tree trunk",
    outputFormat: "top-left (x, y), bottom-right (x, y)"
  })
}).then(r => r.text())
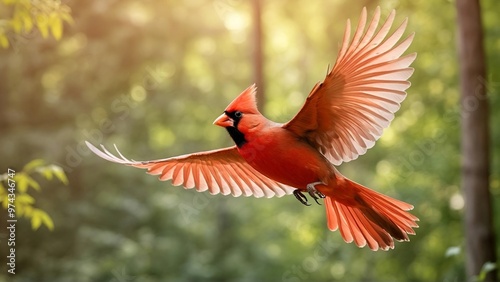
top-left (456, 0), bottom-right (497, 281)
top-left (252, 0), bottom-right (264, 108)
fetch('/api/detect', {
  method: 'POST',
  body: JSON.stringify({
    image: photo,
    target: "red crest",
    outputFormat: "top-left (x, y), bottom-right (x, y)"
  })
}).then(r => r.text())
top-left (224, 84), bottom-right (260, 114)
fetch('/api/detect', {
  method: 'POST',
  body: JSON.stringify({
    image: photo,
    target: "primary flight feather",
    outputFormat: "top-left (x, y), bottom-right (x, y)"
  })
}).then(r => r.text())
top-left (87, 6), bottom-right (418, 251)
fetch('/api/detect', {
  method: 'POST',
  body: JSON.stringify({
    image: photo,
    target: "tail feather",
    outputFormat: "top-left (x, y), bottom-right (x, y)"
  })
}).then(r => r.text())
top-left (358, 187), bottom-right (419, 227)
top-left (353, 206), bottom-right (395, 249)
top-left (360, 193), bottom-right (418, 235)
top-left (326, 197), bottom-right (395, 250)
top-left (356, 194), bottom-right (408, 241)
top-left (343, 204), bottom-right (383, 249)
top-left (348, 204), bottom-right (395, 250)
top-left (324, 178), bottom-right (418, 251)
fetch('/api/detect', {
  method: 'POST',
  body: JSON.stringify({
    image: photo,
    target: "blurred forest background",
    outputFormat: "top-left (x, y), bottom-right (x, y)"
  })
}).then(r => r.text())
top-left (1, 0), bottom-right (500, 281)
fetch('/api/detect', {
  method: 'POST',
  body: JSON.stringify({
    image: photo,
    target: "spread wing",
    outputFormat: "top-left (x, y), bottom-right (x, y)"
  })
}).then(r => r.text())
top-left (283, 7), bottom-right (416, 165)
top-left (86, 142), bottom-right (295, 198)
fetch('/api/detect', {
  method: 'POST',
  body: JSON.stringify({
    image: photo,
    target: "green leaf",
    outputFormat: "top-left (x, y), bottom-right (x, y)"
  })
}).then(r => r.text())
top-left (49, 13), bottom-right (62, 40)
top-left (16, 173), bottom-right (28, 193)
top-left (23, 159), bottom-right (46, 172)
top-left (51, 165), bottom-right (68, 185)
top-left (0, 182), bottom-right (7, 208)
top-left (31, 209), bottom-right (42, 230)
top-left (11, 16), bottom-right (23, 34)
top-left (37, 167), bottom-right (53, 181)
top-left (31, 209), bottom-right (54, 231)
top-left (16, 173), bottom-right (41, 191)
top-left (13, 6), bottom-right (32, 32)
top-left (40, 210), bottom-right (54, 230)
top-left (36, 14), bottom-right (49, 38)
top-left (27, 176), bottom-right (41, 191)
top-left (0, 195), bottom-right (8, 209)
top-left (16, 194), bottom-right (35, 205)
top-left (22, 11), bottom-right (33, 32)
top-left (0, 33), bottom-right (8, 48)
top-left (477, 262), bottom-right (497, 281)
top-left (19, 204), bottom-right (33, 218)
top-left (16, 166), bottom-right (50, 192)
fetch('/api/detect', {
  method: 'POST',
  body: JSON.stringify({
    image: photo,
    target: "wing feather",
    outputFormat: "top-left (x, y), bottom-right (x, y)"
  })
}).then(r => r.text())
top-left (86, 141), bottom-right (295, 198)
top-left (341, 7), bottom-right (369, 63)
top-left (196, 166), bottom-right (209, 192)
top-left (284, 6), bottom-right (416, 165)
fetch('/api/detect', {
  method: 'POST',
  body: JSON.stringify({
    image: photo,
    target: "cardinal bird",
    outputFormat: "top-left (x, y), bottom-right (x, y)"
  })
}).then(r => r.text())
top-left (86, 7), bottom-right (418, 251)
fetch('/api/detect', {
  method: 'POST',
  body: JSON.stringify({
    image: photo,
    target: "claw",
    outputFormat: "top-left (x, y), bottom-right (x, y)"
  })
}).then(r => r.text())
top-left (307, 182), bottom-right (326, 205)
top-left (293, 182), bottom-right (326, 206)
top-left (293, 190), bottom-right (310, 206)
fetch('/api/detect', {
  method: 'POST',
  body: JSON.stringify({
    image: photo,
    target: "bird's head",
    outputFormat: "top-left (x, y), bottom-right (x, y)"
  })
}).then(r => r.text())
top-left (213, 84), bottom-right (262, 147)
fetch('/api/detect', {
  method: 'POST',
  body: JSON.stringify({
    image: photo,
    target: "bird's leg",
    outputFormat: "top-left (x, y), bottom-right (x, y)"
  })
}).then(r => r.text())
top-left (293, 182), bottom-right (326, 206)
top-left (307, 182), bottom-right (326, 205)
top-left (293, 190), bottom-right (311, 206)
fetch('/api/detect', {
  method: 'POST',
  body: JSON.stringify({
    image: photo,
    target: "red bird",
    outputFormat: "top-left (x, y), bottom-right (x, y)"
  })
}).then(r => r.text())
top-left (87, 7), bottom-right (418, 251)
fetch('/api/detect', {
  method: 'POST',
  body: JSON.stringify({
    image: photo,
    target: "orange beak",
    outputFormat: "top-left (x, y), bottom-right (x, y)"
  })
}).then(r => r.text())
top-left (213, 113), bottom-right (233, 128)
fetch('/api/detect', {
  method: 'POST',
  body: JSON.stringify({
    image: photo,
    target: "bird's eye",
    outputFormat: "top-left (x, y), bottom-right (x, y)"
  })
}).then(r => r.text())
top-left (234, 111), bottom-right (243, 118)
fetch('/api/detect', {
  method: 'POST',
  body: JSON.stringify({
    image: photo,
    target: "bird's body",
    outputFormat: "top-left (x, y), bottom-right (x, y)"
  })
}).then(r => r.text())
top-left (87, 6), bottom-right (419, 251)
top-left (236, 122), bottom-right (334, 189)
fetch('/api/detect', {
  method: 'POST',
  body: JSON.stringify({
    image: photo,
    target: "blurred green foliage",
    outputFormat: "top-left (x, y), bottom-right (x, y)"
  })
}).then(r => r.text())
top-left (477, 262), bottom-right (498, 282)
top-left (0, 0), bottom-right (499, 281)
top-left (0, 0), bottom-right (73, 47)
top-left (0, 159), bottom-right (68, 230)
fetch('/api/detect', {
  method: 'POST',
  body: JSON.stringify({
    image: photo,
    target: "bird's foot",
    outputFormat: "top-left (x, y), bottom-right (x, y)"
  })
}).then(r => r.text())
top-left (307, 182), bottom-right (326, 205)
top-left (293, 189), bottom-right (310, 206)
top-left (293, 182), bottom-right (326, 206)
